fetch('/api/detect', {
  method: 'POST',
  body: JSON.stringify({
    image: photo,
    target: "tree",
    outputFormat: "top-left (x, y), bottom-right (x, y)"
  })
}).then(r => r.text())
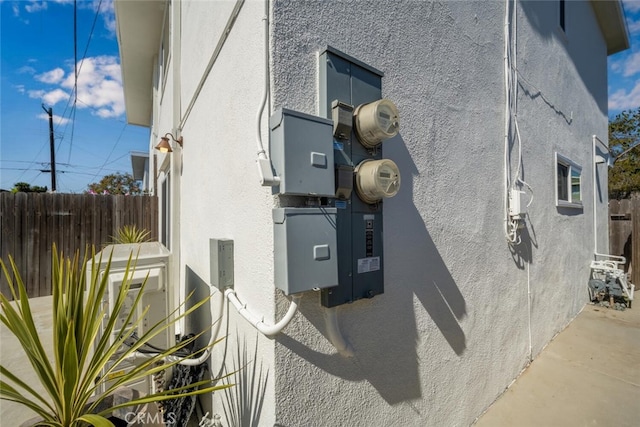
top-left (609, 108), bottom-right (640, 200)
top-left (86, 172), bottom-right (141, 195)
top-left (11, 182), bottom-right (47, 193)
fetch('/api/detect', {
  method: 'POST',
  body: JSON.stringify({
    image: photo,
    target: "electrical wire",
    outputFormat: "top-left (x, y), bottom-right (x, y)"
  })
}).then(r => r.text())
top-left (89, 122), bottom-right (128, 182)
top-left (503, 0), bottom-right (533, 245)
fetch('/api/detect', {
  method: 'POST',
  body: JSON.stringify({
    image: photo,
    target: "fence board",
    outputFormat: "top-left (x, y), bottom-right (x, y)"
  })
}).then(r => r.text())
top-left (0, 193), bottom-right (158, 298)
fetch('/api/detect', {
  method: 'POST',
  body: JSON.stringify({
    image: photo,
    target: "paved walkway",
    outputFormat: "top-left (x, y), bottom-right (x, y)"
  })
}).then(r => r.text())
top-left (2, 298), bottom-right (639, 426)
top-left (475, 303), bottom-right (640, 427)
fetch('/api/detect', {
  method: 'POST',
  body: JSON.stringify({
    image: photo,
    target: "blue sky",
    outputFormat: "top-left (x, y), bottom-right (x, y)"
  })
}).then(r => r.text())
top-left (0, 0), bottom-right (148, 193)
top-left (0, 0), bottom-right (639, 193)
top-left (610, 1), bottom-right (640, 112)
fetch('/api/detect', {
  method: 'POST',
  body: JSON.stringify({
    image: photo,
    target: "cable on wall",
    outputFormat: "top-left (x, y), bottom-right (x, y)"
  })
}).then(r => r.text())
top-left (504, 0), bottom-right (533, 362)
top-left (255, 0), bottom-right (280, 187)
top-left (503, 0), bottom-right (533, 245)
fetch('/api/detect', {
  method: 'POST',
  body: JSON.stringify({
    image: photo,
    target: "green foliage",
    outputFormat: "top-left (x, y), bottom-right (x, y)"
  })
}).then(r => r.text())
top-left (0, 245), bottom-right (230, 427)
top-left (111, 225), bottom-right (151, 244)
top-left (87, 173), bottom-right (141, 195)
top-left (222, 337), bottom-right (268, 427)
top-left (12, 182), bottom-right (48, 193)
top-left (609, 108), bottom-right (640, 199)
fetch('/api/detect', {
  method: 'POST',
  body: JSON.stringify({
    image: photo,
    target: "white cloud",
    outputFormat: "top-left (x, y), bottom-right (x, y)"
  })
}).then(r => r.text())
top-left (610, 52), bottom-right (640, 77)
top-left (17, 65), bottom-right (36, 74)
top-left (14, 85), bottom-right (25, 94)
top-left (60, 56), bottom-right (124, 118)
top-left (609, 82), bottom-right (640, 111)
top-left (628, 18), bottom-right (640, 34)
top-left (42, 89), bottom-right (70, 105)
top-left (35, 68), bottom-right (65, 84)
top-left (12, 4), bottom-right (19, 16)
top-left (24, 1), bottom-right (48, 13)
top-left (38, 113), bottom-right (71, 126)
top-left (27, 88), bottom-right (69, 106)
top-left (26, 56), bottom-right (123, 119)
top-left (624, 0), bottom-right (640, 14)
top-left (28, 89), bottom-right (45, 99)
top-left (100, 0), bottom-right (116, 34)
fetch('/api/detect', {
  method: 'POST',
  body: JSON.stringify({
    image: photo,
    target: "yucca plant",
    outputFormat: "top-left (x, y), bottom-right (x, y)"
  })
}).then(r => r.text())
top-left (0, 245), bottom-right (230, 427)
top-left (110, 225), bottom-right (151, 244)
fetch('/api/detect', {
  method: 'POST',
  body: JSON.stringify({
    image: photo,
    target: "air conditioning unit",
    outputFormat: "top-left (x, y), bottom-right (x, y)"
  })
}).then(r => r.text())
top-left (87, 242), bottom-right (171, 396)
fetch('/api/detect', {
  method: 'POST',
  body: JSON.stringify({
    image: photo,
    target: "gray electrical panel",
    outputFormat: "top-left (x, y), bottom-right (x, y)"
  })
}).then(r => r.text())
top-left (319, 46), bottom-right (386, 307)
top-left (270, 108), bottom-right (335, 197)
top-left (273, 207), bottom-right (338, 294)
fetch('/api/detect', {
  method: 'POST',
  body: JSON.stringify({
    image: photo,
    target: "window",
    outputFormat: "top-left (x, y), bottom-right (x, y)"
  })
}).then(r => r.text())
top-left (556, 153), bottom-right (582, 208)
top-left (559, 0), bottom-right (566, 32)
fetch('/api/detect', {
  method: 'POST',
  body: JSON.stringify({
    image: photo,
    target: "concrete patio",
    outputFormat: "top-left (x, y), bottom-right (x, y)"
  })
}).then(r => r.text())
top-left (1, 296), bottom-right (638, 426)
top-left (475, 303), bottom-right (640, 427)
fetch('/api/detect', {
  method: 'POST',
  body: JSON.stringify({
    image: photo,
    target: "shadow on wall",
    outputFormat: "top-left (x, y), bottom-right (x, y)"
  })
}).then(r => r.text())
top-left (185, 266), bottom-right (218, 420)
top-left (277, 136), bottom-right (467, 405)
top-left (518, 1), bottom-right (607, 116)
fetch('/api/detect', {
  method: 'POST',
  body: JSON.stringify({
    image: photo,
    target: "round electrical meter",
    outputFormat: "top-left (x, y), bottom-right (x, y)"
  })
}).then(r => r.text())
top-left (355, 159), bottom-right (401, 204)
top-left (354, 99), bottom-right (400, 148)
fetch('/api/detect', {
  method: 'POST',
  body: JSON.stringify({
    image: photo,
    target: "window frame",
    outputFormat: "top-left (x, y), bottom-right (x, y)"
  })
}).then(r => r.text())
top-left (555, 152), bottom-right (582, 209)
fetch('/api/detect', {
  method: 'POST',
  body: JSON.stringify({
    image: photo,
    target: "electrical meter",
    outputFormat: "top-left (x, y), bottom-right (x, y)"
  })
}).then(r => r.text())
top-left (354, 159), bottom-right (401, 204)
top-left (354, 99), bottom-right (400, 148)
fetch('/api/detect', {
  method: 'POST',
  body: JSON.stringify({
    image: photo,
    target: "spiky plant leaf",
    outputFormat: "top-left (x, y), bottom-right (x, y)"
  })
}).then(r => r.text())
top-left (0, 244), bottom-right (229, 427)
top-left (110, 225), bottom-right (151, 244)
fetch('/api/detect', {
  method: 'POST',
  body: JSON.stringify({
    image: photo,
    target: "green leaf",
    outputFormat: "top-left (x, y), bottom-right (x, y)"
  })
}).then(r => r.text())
top-left (1, 244), bottom-right (230, 427)
top-left (78, 413), bottom-right (115, 427)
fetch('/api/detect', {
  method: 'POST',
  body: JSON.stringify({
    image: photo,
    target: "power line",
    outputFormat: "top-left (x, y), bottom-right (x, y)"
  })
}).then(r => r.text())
top-left (90, 122), bottom-right (129, 182)
top-left (54, 0), bottom-right (104, 141)
top-left (69, 0), bottom-right (78, 164)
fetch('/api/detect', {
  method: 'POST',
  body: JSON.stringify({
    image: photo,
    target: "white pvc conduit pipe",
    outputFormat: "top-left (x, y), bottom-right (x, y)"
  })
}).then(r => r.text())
top-left (324, 308), bottom-right (354, 357)
top-left (225, 288), bottom-right (301, 337)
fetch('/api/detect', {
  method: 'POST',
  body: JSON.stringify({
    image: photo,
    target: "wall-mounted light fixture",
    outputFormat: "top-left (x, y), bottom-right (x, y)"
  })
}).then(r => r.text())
top-left (155, 133), bottom-right (184, 153)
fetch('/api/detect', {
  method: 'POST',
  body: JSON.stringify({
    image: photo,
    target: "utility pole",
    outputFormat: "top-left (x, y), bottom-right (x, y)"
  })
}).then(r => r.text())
top-left (41, 104), bottom-right (56, 192)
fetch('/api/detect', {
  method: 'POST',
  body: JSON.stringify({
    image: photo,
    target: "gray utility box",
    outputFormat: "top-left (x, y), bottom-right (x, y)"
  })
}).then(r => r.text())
top-left (273, 207), bottom-right (338, 294)
top-left (270, 108), bottom-right (335, 197)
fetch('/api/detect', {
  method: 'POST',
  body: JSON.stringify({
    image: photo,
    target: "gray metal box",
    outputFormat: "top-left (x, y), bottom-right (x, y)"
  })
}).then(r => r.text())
top-left (270, 108), bottom-right (335, 196)
top-left (273, 208), bottom-right (338, 294)
top-left (210, 238), bottom-right (234, 289)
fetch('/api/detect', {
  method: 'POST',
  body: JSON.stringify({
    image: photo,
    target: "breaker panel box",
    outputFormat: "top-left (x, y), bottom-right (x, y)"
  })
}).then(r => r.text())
top-left (273, 207), bottom-right (338, 294)
top-left (318, 46), bottom-right (387, 307)
top-left (270, 108), bottom-right (335, 197)
top-left (87, 242), bottom-right (171, 396)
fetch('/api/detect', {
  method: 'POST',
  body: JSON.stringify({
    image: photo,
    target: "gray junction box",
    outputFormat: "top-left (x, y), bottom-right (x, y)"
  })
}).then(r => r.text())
top-left (273, 207), bottom-right (338, 294)
top-left (270, 108), bottom-right (335, 197)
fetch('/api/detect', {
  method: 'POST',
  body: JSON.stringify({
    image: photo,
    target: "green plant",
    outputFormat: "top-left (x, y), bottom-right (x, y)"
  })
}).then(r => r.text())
top-left (0, 245), bottom-right (230, 427)
top-left (222, 336), bottom-right (268, 427)
top-left (110, 225), bottom-right (151, 244)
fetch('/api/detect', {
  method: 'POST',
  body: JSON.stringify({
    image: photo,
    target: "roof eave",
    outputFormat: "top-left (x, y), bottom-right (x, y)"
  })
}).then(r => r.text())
top-left (591, 0), bottom-right (631, 56)
top-left (115, 0), bottom-right (166, 127)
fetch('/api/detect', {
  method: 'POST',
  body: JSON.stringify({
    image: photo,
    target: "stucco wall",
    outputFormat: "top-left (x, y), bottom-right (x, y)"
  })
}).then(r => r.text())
top-left (151, 1), bottom-right (280, 424)
top-left (143, 0), bottom-right (610, 425)
top-left (269, 1), bottom-right (609, 426)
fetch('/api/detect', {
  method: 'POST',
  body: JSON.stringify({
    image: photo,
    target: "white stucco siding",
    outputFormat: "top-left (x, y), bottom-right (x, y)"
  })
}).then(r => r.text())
top-left (152, 1), bottom-right (279, 423)
top-left (269, 1), bottom-right (609, 426)
top-left (515, 0), bottom-right (609, 357)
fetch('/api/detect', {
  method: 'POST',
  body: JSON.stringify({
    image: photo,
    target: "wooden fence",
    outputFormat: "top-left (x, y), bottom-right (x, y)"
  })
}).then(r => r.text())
top-left (609, 198), bottom-right (639, 287)
top-left (0, 193), bottom-right (158, 298)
